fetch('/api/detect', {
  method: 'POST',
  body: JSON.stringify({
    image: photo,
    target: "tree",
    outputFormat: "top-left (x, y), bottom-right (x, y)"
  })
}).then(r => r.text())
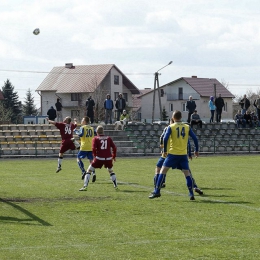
top-left (23, 89), bottom-right (38, 116)
top-left (0, 102), bottom-right (12, 123)
top-left (1, 79), bottom-right (22, 123)
top-left (162, 107), bottom-right (168, 121)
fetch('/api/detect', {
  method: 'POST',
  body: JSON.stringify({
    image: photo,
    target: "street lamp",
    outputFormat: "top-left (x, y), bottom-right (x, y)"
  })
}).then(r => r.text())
top-left (152, 61), bottom-right (172, 122)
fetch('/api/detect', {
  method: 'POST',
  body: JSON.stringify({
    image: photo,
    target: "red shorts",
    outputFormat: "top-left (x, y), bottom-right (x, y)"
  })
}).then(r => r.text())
top-left (60, 139), bottom-right (76, 154)
top-left (91, 158), bottom-right (113, 169)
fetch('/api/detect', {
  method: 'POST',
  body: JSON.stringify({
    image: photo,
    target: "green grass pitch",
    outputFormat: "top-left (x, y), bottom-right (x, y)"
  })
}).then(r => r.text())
top-left (0, 155), bottom-right (260, 260)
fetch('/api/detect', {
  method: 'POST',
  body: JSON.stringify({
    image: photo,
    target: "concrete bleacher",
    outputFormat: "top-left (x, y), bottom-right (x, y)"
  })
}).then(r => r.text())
top-left (1, 122), bottom-right (260, 158)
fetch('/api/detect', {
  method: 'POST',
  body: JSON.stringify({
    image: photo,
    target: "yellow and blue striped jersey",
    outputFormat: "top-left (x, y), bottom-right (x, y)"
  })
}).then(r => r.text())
top-left (164, 122), bottom-right (191, 155)
top-left (76, 125), bottom-right (95, 151)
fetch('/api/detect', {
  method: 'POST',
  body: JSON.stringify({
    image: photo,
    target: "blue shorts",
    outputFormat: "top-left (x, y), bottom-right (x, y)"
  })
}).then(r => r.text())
top-left (156, 157), bottom-right (165, 168)
top-left (163, 154), bottom-right (189, 170)
top-left (77, 151), bottom-right (93, 160)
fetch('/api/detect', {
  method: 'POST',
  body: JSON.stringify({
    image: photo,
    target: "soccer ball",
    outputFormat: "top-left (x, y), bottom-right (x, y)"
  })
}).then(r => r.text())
top-left (33, 28), bottom-right (40, 35)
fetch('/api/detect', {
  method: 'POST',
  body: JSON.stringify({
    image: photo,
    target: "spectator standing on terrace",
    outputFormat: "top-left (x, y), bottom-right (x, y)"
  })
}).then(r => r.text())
top-left (104, 94), bottom-right (114, 125)
top-left (239, 94), bottom-right (250, 115)
top-left (215, 93), bottom-right (225, 122)
top-left (115, 93), bottom-right (126, 121)
top-left (253, 95), bottom-right (260, 121)
top-left (47, 106), bottom-right (57, 121)
top-left (186, 96), bottom-right (196, 123)
top-left (85, 96), bottom-right (95, 124)
top-left (55, 98), bottom-right (63, 122)
top-left (208, 96), bottom-right (216, 123)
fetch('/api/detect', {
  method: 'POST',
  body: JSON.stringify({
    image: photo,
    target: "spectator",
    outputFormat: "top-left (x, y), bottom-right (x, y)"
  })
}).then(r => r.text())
top-left (215, 93), bottom-right (225, 122)
top-left (85, 96), bottom-right (95, 124)
top-left (55, 98), bottom-right (63, 122)
top-left (115, 93), bottom-right (126, 121)
top-left (244, 110), bottom-right (254, 128)
top-left (186, 96), bottom-right (196, 123)
top-left (239, 94), bottom-right (250, 115)
top-left (234, 110), bottom-right (246, 128)
top-left (251, 112), bottom-right (259, 127)
top-left (104, 94), bottom-right (114, 125)
top-left (253, 95), bottom-right (260, 121)
top-left (47, 106), bottom-right (57, 121)
top-left (190, 110), bottom-right (202, 128)
top-left (208, 96), bottom-right (216, 123)
top-left (120, 110), bottom-right (129, 123)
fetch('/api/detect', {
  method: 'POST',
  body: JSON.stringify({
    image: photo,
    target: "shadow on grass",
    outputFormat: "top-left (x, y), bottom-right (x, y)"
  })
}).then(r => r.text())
top-left (0, 198), bottom-right (52, 226)
top-left (201, 187), bottom-right (236, 191)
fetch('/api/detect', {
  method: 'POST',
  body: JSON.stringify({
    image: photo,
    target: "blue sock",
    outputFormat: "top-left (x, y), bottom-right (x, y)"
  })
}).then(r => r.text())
top-left (154, 174), bottom-right (165, 194)
top-left (162, 174), bottom-right (166, 184)
top-left (77, 160), bottom-right (85, 173)
top-left (154, 174), bottom-right (158, 187)
top-left (189, 170), bottom-right (197, 188)
top-left (186, 176), bottom-right (194, 196)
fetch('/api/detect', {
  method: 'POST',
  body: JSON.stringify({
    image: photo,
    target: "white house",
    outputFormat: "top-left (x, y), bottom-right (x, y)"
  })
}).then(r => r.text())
top-left (36, 63), bottom-right (140, 120)
top-left (140, 76), bottom-right (235, 122)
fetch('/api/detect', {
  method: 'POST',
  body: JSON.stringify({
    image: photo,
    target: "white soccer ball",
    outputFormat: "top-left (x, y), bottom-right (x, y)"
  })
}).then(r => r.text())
top-left (33, 28), bottom-right (40, 35)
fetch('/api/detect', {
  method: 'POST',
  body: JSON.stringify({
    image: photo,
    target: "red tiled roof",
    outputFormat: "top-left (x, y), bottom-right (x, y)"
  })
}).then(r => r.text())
top-left (36, 64), bottom-right (140, 94)
top-left (169, 77), bottom-right (235, 98)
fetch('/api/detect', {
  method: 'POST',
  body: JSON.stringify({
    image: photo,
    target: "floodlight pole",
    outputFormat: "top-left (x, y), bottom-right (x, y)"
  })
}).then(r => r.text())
top-left (152, 61), bottom-right (172, 122)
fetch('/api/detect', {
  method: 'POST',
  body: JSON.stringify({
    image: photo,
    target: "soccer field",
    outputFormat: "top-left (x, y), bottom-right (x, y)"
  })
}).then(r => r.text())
top-left (1, 155), bottom-right (260, 260)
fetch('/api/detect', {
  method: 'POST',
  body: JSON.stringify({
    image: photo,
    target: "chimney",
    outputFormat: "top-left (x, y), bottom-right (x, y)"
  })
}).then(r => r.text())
top-left (65, 63), bottom-right (74, 69)
top-left (191, 76), bottom-right (197, 78)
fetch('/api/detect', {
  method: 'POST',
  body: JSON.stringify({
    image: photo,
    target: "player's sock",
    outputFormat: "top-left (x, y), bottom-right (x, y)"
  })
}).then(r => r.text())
top-left (58, 157), bottom-right (63, 168)
top-left (154, 174), bottom-right (165, 194)
top-left (92, 170), bottom-right (96, 176)
top-left (189, 170), bottom-right (198, 188)
top-left (186, 176), bottom-right (194, 196)
top-left (77, 160), bottom-right (85, 174)
top-left (162, 174), bottom-right (166, 185)
top-left (83, 173), bottom-right (91, 187)
top-left (154, 174), bottom-right (158, 187)
top-left (110, 173), bottom-right (117, 187)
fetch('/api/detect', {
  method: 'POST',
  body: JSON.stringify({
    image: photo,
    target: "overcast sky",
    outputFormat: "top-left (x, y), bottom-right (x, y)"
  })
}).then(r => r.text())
top-left (1, 0), bottom-right (260, 107)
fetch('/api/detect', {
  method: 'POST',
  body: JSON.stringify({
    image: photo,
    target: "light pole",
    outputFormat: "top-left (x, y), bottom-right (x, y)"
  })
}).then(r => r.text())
top-left (152, 61), bottom-right (172, 122)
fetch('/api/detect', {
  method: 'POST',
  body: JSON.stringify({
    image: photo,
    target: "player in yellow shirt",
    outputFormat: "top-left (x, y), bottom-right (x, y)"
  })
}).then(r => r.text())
top-left (149, 110), bottom-right (199, 200)
top-left (74, 117), bottom-right (96, 187)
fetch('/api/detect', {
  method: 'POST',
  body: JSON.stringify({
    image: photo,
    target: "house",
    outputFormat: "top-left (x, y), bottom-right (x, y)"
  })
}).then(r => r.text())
top-left (140, 76), bottom-right (235, 122)
top-left (36, 63), bottom-right (140, 120)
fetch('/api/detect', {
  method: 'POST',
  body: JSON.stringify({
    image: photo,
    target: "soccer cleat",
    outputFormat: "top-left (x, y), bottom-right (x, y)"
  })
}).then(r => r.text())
top-left (161, 183), bottom-right (166, 188)
top-left (190, 196), bottom-right (195, 200)
top-left (114, 186), bottom-right (119, 190)
top-left (81, 171), bottom-right (87, 180)
top-left (71, 138), bottom-right (80, 149)
top-left (56, 167), bottom-right (61, 173)
top-left (194, 187), bottom-right (204, 195)
top-left (92, 174), bottom-right (96, 183)
top-left (149, 192), bottom-right (161, 199)
top-left (79, 186), bottom-right (87, 191)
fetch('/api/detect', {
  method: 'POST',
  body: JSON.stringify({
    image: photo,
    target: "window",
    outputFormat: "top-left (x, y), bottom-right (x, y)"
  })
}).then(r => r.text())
top-left (224, 102), bottom-right (227, 112)
top-left (178, 88), bottom-right (183, 100)
top-left (71, 110), bottom-right (80, 118)
top-left (114, 75), bottom-right (119, 85)
top-left (182, 103), bottom-right (188, 112)
top-left (71, 93), bottom-right (81, 101)
top-left (169, 103), bottom-right (173, 112)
